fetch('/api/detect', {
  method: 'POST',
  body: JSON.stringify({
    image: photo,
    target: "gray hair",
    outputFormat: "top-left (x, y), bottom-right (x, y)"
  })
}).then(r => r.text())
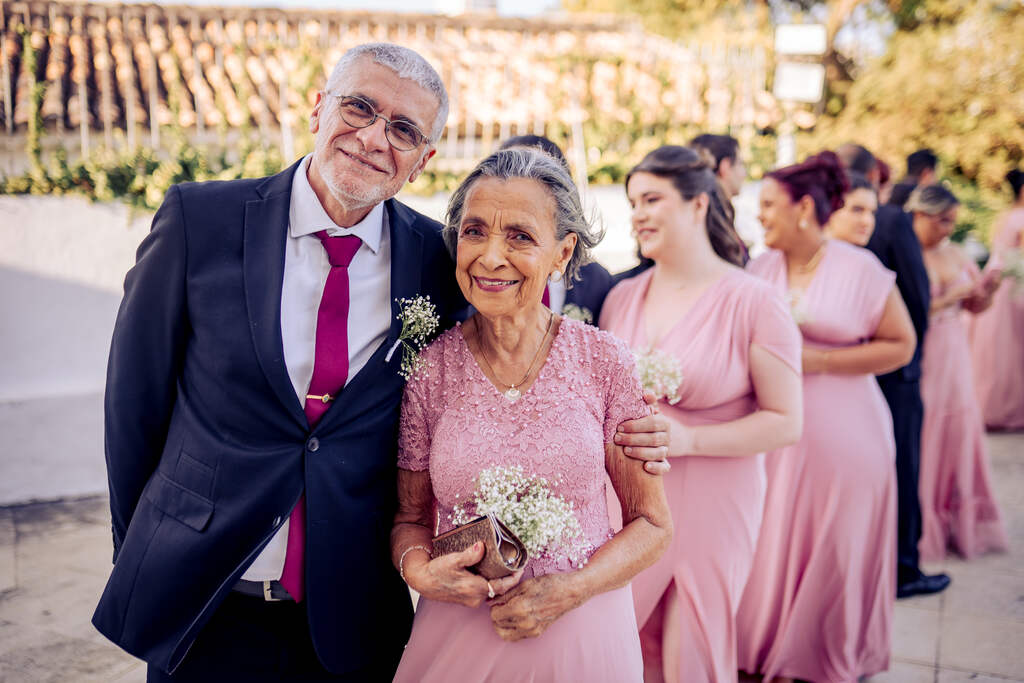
top-left (906, 183), bottom-right (959, 215)
top-left (443, 147), bottom-right (603, 286)
top-left (326, 43), bottom-right (449, 144)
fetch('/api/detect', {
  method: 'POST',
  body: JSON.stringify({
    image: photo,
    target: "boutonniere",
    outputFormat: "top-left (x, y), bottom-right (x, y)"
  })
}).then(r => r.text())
top-left (633, 347), bottom-right (683, 405)
top-left (561, 303), bottom-right (594, 324)
top-left (385, 295), bottom-right (440, 380)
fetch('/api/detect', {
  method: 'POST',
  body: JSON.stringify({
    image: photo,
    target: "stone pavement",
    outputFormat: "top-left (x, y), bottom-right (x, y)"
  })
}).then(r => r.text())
top-left (0, 433), bottom-right (1019, 682)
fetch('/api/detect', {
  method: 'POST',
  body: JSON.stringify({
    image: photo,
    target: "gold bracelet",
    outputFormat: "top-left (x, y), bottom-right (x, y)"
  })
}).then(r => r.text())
top-left (399, 544), bottom-right (431, 584)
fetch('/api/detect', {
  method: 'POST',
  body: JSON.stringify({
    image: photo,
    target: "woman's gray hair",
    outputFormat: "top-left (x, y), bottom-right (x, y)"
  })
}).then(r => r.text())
top-left (326, 43), bottom-right (449, 144)
top-left (906, 183), bottom-right (959, 215)
top-left (443, 147), bottom-right (603, 286)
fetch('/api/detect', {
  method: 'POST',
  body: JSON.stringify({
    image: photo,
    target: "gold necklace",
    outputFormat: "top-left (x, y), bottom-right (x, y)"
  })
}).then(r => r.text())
top-left (475, 312), bottom-right (555, 401)
top-left (796, 240), bottom-right (827, 274)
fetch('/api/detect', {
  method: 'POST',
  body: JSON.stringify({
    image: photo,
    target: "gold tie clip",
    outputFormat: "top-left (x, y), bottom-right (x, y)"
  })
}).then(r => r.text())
top-left (306, 393), bottom-right (333, 403)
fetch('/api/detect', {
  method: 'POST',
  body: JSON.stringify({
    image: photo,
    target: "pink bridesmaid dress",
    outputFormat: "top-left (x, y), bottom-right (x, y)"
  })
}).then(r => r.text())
top-left (600, 268), bottom-right (802, 683)
top-left (968, 214), bottom-right (1024, 430)
top-left (919, 264), bottom-right (1009, 561)
top-left (393, 318), bottom-right (650, 683)
top-left (737, 240), bottom-right (896, 683)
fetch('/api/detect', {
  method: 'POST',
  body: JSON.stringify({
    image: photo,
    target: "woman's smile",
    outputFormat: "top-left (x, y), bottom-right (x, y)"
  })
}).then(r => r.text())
top-left (473, 275), bottom-right (521, 292)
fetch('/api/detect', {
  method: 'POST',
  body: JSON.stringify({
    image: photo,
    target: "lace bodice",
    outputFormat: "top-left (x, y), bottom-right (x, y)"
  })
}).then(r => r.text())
top-left (398, 317), bottom-right (649, 576)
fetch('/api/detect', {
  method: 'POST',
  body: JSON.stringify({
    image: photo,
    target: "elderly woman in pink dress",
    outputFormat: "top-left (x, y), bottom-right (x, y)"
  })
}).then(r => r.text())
top-left (389, 147), bottom-right (673, 682)
top-left (909, 184), bottom-right (1008, 561)
top-left (600, 146), bottom-right (804, 683)
top-left (736, 152), bottom-right (917, 683)
top-left (970, 168), bottom-right (1024, 430)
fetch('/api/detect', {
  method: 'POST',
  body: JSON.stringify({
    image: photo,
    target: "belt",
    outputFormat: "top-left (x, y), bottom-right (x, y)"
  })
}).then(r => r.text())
top-left (233, 579), bottom-right (295, 602)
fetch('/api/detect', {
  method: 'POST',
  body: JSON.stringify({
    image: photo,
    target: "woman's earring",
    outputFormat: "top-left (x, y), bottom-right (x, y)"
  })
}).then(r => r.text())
top-left (799, 220), bottom-right (808, 231)
top-left (549, 271), bottom-right (562, 282)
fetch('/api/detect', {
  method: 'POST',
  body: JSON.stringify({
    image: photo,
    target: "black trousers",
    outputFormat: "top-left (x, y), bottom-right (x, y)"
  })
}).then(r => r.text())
top-left (878, 376), bottom-right (924, 583)
top-left (147, 592), bottom-right (399, 683)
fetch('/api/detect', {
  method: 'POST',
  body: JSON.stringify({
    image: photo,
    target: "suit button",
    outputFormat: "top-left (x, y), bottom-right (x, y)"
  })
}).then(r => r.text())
top-left (307, 437), bottom-right (320, 452)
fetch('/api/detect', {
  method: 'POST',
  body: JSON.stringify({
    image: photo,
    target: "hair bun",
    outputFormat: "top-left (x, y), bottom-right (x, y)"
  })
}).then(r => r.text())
top-left (810, 151), bottom-right (851, 213)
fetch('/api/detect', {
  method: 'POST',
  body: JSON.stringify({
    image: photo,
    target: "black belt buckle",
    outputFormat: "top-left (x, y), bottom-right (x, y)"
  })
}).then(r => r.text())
top-left (234, 579), bottom-right (293, 602)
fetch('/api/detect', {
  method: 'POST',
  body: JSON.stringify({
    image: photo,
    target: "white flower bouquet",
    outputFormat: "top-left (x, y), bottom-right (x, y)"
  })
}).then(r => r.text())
top-left (450, 465), bottom-right (592, 569)
top-left (633, 347), bottom-right (683, 405)
top-left (786, 289), bottom-right (812, 325)
top-left (385, 295), bottom-right (440, 380)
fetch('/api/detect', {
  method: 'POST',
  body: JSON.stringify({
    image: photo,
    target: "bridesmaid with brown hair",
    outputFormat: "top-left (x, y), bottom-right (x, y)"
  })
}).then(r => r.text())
top-left (600, 146), bottom-right (803, 682)
top-left (737, 152), bottom-right (916, 683)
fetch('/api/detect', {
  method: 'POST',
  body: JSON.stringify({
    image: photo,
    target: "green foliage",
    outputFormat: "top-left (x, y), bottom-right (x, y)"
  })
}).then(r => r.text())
top-left (2, 136), bottom-right (286, 210)
top-left (803, 0), bottom-right (1024, 245)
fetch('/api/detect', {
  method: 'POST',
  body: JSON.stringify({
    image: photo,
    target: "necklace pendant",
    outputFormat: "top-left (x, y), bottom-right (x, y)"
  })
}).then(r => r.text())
top-left (503, 386), bottom-right (521, 401)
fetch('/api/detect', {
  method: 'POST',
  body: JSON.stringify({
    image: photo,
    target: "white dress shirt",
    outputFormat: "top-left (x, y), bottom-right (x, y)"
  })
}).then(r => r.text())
top-left (547, 278), bottom-right (567, 314)
top-left (243, 155), bottom-right (392, 581)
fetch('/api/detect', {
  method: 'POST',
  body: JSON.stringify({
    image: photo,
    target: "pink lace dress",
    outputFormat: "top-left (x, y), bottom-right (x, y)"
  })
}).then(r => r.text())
top-left (919, 264), bottom-right (1009, 560)
top-left (393, 317), bottom-right (650, 682)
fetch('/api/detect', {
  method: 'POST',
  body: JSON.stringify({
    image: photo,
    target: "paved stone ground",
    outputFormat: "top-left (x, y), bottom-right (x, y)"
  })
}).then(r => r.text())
top-left (0, 432), bottom-right (1019, 682)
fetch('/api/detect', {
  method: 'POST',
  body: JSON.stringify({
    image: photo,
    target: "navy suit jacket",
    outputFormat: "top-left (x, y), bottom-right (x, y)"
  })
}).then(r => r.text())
top-left (564, 261), bottom-right (614, 324)
top-left (92, 161), bottom-right (464, 674)
top-left (866, 204), bottom-right (930, 382)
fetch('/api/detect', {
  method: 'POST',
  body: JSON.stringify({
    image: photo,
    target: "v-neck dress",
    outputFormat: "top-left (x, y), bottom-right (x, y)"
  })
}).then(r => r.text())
top-left (919, 262), bottom-right (1008, 561)
top-left (737, 240), bottom-right (897, 683)
top-left (393, 317), bottom-right (650, 682)
top-left (599, 267), bottom-right (802, 683)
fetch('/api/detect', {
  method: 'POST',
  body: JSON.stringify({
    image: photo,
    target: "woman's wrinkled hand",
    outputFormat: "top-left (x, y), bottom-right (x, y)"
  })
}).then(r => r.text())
top-left (403, 542), bottom-right (523, 608)
top-left (488, 573), bottom-right (583, 641)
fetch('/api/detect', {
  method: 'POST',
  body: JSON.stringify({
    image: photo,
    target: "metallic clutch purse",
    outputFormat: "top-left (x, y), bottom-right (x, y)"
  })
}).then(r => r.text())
top-left (431, 513), bottom-right (528, 579)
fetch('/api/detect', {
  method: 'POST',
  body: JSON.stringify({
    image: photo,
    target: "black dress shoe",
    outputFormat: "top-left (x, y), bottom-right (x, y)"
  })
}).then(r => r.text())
top-left (897, 572), bottom-right (951, 598)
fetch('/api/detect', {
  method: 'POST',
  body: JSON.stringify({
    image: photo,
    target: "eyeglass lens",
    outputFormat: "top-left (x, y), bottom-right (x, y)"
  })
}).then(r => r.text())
top-left (337, 96), bottom-right (423, 150)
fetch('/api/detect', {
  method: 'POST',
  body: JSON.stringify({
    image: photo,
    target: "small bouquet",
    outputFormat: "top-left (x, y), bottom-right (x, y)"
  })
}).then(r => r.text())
top-left (996, 250), bottom-right (1024, 294)
top-left (385, 295), bottom-right (439, 380)
top-left (450, 465), bottom-right (592, 569)
top-left (633, 347), bottom-right (683, 405)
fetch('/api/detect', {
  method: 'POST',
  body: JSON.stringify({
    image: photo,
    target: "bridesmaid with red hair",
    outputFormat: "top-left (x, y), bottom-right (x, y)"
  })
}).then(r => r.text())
top-left (737, 152), bottom-right (917, 683)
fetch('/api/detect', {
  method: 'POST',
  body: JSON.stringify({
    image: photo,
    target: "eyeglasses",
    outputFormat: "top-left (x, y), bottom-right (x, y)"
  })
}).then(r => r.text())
top-left (324, 92), bottom-right (428, 152)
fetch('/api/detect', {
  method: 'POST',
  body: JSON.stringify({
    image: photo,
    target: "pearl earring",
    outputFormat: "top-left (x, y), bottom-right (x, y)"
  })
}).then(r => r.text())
top-left (549, 271), bottom-right (562, 282)
top-left (799, 220), bottom-right (808, 231)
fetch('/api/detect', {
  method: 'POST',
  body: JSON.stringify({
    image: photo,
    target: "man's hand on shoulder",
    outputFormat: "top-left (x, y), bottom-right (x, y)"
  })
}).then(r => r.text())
top-left (613, 393), bottom-right (670, 475)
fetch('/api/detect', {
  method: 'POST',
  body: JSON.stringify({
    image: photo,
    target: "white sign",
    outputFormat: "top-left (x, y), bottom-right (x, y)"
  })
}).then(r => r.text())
top-left (773, 62), bottom-right (826, 103)
top-left (775, 24), bottom-right (828, 56)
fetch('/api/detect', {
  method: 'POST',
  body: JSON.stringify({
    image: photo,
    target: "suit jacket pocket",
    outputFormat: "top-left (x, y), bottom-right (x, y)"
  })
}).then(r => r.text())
top-left (143, 471), bottom-right (214, 532)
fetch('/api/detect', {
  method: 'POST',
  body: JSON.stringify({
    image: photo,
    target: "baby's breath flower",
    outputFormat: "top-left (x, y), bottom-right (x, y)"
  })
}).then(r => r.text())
top-left (561, 304), bottom-right (594, 324)
top-left (997, 250), bottom-right (1024, 294)
top-left (634, 347), bottom-right (684, 405)
top-left (385, 295), bottom-right (440, 380)
top-left (454, 465), bottom-right (592, 567)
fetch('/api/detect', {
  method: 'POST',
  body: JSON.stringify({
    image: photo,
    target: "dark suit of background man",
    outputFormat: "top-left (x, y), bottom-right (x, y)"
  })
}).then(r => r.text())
top-left (93, 42), bottom-right (670, 682)
top-left (853, 143), bottom-right (951, 599)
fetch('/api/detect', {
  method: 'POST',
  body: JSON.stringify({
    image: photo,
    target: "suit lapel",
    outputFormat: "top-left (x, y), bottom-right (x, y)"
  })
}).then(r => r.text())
top-left (243, 161), bottom-right (307, 429)
top-left (326, 199), bottom-right (425, 420)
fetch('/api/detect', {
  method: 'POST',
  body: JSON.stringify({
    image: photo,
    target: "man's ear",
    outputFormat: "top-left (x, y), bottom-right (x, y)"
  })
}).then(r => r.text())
top-left (408, 147), bottom-right (437, 183)
top-left (310, 92), bottom-right (326, 135)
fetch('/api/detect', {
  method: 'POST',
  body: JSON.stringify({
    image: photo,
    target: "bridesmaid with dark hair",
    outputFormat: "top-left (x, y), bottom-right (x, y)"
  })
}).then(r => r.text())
top-left (737, 152), bottom-right (917, 683)
top-left (600, 146), bottom-right (803, 682)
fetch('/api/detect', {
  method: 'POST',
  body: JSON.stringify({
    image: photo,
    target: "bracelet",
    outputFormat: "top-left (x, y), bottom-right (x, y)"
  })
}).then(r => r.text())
top-left (399, 544), bottom-right (431, 584)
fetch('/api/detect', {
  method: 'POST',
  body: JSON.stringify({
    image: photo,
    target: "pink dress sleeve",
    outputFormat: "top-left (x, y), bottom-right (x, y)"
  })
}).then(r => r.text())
top-left (397, 340), bottom-right (444, 471)
top-left (599, 333), bottom-right (652, 443)
top-left (750, 285), bottom-right (803, 374)
top-left (855, 250), bottom-right (898, 334)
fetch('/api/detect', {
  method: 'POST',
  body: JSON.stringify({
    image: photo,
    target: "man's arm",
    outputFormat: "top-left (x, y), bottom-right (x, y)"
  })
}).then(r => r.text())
top-left (105, 185), bottom-right (190, 559)
top-left (885, 212), bottom-right (930, 344)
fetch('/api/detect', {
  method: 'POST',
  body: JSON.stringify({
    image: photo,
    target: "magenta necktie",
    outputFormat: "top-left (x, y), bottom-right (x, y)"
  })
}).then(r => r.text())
top-left (279, 231), bottom-right (362, 602)
top-left (542, 284), bottom-right (550, 308)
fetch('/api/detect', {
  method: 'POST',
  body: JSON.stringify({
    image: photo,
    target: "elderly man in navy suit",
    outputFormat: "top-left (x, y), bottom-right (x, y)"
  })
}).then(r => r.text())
top-left (94, 43), bottom-right (670, 682)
